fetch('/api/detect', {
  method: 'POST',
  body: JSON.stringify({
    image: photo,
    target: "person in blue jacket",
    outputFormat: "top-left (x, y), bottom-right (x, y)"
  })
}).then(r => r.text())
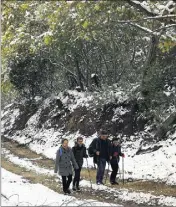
top-left (110, 138), bottom-right (125, 185)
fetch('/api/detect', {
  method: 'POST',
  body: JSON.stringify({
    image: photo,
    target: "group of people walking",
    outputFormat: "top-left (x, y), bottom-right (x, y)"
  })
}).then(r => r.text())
top-left (54, 130), bottom-right (124, 195)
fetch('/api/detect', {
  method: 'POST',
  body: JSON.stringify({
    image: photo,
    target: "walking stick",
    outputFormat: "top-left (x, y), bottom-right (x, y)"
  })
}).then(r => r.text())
top-left (86, 158), bottom-right (93, 189)
top-left (122, 156), bottom-right (125, 185)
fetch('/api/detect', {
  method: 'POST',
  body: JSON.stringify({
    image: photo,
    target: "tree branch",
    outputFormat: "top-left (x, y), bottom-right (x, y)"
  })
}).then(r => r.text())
top-left (125, 0), bottom-right (176, 24)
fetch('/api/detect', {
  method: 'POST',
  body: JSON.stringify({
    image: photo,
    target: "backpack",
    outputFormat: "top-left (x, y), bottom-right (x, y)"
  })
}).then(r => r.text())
top-left (88, 138), bottom-right (98, 157)
top-left (59, 147), bottom-right (62, 156)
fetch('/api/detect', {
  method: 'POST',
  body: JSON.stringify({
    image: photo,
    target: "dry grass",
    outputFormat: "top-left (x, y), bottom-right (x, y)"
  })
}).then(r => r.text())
top-left (81, 168), bottom-right (97, 183)
top-left (81, 169), bottom-right (176, 197)
top-left (2, 140), bottom-right (41, 159)
top-left (2, 139), bottom-right (55, 169)
top-left (33, 158), bottom-right (54, 169)
top-left (2, 139), bottom-right (176, 198)
top-left (121, 180), bottom-right (176, 197)
top-left (1, 157), bottom-right (61, 194)
top-left (1, 157), bottom-right (120, 205)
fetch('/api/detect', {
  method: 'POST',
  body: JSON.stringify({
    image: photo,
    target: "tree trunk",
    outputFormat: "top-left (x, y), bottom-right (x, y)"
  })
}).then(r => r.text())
top-left (75, 57), bottom-right (84, 91)
top-left (155, 112), bottom-right (176, 140)
top-left (141, 35), bottom-right (159, 96)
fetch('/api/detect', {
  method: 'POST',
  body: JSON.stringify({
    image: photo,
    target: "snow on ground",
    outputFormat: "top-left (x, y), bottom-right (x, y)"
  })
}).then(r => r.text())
top-left (1, 89), bottom-right (176, 186)
top-left (80, 180), bottom-right (176, 207)
top-left (1, 168), bottom-right (119, 206)
top-left (2, 148), bottom-right (55, 176)
top-left (121, 138), bottom-right (176, 185)
top-left (5, 127), bottom-right (176, 185)
top-left (2, 148), bottom-right (176, 207)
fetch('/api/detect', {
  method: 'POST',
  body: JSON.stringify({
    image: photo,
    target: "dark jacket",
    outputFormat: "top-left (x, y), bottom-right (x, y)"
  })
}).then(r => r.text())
top-left (72, 143), bottom-right (88, 167)
top-left (110, 145), bottom-right (123, 164)
top-left (54, 146), bottom-right (79, 176)
top-left (89, 137), bottom-right (111, 163)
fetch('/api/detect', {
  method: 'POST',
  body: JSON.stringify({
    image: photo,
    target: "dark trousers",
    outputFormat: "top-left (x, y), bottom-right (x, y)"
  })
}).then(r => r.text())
top-left (96, 158), bottom-right (106, 183)
top-left (73, 167), bottom-right (82, 187)
top-left (110, 162), bottom-right (119, 183)
top-left (62, 174), bottom-right (72, 192)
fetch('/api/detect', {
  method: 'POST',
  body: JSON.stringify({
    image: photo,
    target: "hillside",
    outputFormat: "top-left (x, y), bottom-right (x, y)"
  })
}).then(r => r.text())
top-left (2, 87), bottom-right (176, 186)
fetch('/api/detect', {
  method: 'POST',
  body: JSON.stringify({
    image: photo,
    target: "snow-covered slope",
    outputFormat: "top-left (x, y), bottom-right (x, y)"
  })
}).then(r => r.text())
top-left (1, 89), bottom-right (176, 185)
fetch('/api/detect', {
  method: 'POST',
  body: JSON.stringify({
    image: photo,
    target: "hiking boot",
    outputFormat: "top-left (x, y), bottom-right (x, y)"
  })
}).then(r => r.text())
top-left (63, 190), bottom-right (68, 195)
top-left (111, 181), bottom-right (119, 185)
top-left (72, 186), bottom-right (76, 191)
top-left (66, 189), bottom-right (71, 194)
top-left (76, 186), bottom-right (81, 192)
top-left (97, 182), bottom-right (104, 185)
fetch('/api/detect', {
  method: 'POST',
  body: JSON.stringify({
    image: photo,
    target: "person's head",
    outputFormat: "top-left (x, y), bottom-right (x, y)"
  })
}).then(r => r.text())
top-left (99, 129), bottom-right (108, 140)
top-left (112, 138), bottom-right (120, 146)
top-left (61, 139), bottom-right (68, 149)
top-left (76, 137), bottom-right (83, 147)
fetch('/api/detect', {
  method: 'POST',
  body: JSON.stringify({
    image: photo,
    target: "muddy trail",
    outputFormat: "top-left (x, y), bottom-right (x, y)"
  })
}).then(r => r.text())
top-left (1, 137), bottom-right (176, 207)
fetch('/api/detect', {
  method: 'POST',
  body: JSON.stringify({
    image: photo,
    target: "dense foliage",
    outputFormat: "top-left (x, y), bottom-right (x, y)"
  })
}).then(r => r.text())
top-left (2, 1), bottom-right (176, 107)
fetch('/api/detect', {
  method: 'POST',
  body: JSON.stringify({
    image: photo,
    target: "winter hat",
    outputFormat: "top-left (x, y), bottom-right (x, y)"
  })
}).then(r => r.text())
top-left (99, 129), bottom-right (108, 135)
top-left (112, 137), bottom-right (120, 144)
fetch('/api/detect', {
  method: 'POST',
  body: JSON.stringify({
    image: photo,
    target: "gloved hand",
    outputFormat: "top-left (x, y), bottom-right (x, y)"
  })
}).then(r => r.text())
top-left (85, 154), bottom-right (88, 158)
top-left (122, 153), bottom-right (125, 158)
top-left (113, 152), bottom-right (118, 157)
top-left (96, 151), bottom-right (100, 156)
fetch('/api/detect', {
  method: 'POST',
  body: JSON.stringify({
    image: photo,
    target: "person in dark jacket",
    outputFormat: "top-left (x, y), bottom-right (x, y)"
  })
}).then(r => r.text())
top-left (72, 137), bottom-right (88, 191)
top-left (88, 129), bottom-right (112, 185)
top-left (110, 138), bottom-right (125, 185)
top-left (54, 139), bottom-right (79, 195)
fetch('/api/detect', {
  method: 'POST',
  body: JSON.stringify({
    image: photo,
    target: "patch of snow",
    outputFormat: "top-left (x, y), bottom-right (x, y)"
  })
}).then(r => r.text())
top-left (2, 168), bottom-right (118, 206)
top-left (80, 180), bottom-right (176, 206)
top-left (112, 107), bottom-right (129, 122)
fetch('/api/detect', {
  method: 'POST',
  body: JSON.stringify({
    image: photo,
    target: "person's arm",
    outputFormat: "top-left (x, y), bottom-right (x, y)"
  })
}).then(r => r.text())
top-left (119, 146), bottom-right (125, 157)
top-left (54, 149), bottom-right (60, 173)
top-left (108, 140), bottom-right (112, 160)
top-left (90, 138), bottom-right (99, 154)
top-left (83, 146), bottom-right (88, 158)
top-left (70, 149), bottom-right (79, 169)
top-left (72, 147), bottom-right (76, 156)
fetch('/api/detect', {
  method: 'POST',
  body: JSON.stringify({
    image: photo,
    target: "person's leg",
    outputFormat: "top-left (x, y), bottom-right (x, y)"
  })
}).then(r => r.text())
top-left (76, 167), bottom-right (81, 189)
top-left (73, 169), bottom-right (77, 188)
top-left (61, 176), bottom-right (67, 193)
top-left (66, 174), bottom-right (72, 190)
top-left (110, 163), bottom-right (118, 183)
top-left (100, 159), bottom-right (106, 184)
top-left (96, 158), bottom-right (102, 183)
top-left (96, 158), bottom-right (106, 184)
top-left (110, 163), bottom-right (114, 183)
top-left (114, 163), bottom-right (119, 184)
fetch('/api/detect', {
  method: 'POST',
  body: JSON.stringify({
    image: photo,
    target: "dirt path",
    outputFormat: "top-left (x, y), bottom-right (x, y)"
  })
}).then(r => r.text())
top-left (1, 137), bottom-right (176, 207)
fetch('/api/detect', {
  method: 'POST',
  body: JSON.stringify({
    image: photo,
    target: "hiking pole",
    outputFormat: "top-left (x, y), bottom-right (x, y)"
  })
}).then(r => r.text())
top-left (86, 158), bottom-right (93, 189)
top-left (122, 156), bottom-right (125, 185)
